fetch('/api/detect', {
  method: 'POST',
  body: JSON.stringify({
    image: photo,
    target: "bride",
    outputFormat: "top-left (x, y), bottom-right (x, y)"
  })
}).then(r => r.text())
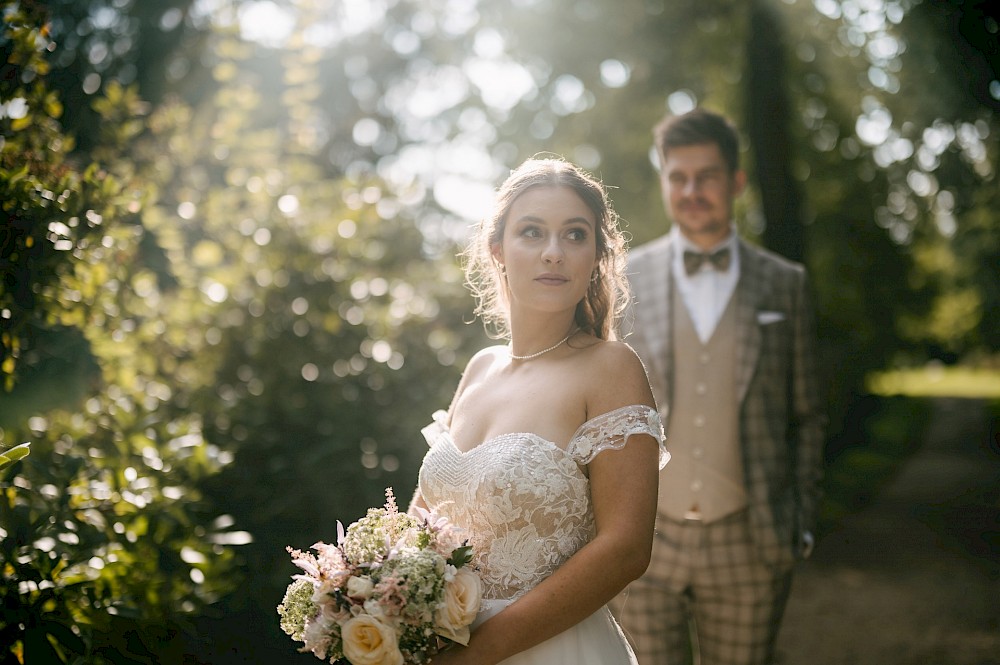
top-left (409, 158), bottom-right (668, 665)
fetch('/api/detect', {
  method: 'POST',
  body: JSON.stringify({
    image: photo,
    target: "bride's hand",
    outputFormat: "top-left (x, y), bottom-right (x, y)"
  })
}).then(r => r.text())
top-left (429, 643), bottom-right (490, 665)
top-left (429, 645), bottom-right (465, 665)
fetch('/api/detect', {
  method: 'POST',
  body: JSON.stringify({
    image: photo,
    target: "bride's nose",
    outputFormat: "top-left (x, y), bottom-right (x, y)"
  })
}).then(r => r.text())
top-left (541, 238), bottom-right (564, 263)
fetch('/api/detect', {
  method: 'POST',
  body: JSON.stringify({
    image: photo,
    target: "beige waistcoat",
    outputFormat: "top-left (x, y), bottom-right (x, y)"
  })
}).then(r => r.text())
top-left (658, 285), bottom-right (748, 522)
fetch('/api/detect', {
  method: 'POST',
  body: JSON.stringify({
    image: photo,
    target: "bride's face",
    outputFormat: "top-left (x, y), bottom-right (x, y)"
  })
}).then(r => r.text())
top-left (492, 185), bottom-right (598, 316)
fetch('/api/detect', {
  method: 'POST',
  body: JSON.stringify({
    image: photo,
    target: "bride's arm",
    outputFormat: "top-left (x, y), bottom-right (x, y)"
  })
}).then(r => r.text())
top-left (434, 342), bottom-right (660, 665)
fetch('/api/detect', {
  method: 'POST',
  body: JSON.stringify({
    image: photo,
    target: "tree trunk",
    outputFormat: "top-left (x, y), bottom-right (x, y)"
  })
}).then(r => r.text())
top-left (744, 0), bottom-right (805, 262)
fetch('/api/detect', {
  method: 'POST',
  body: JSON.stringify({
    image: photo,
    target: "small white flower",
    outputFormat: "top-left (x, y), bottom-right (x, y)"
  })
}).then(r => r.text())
top-left (346, 575), bottom-right (375, 600)
top-left (364, 597), bottom-right (386, 619)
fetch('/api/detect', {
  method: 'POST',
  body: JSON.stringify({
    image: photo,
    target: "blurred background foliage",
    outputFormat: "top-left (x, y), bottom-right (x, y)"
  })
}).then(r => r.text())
top-left (0, 0), bottom-right (997, 662)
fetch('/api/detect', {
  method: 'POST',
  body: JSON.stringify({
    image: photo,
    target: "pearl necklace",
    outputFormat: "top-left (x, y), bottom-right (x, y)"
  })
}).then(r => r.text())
top-left (509, 330), bottom-right (575, 361)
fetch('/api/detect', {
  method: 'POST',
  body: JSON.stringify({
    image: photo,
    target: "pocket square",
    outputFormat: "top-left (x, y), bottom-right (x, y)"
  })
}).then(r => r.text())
top-left (756, 311), bottom-right (786, 325)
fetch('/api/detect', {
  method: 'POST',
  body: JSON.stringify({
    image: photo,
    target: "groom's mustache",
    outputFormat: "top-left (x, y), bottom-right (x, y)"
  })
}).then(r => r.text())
top-left (678, 198), bottom-right (711, 210)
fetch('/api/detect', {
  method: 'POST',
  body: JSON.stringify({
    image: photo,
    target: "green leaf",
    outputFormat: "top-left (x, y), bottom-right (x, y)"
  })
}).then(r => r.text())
top-left (0, 442), bottom-right (31, 470)
top-left (39, 619), bottom-right (87, 655)
top-left (447, 545), bottom-right (474, 569)
top-left (23, 624), bottom-right (69, 664)
top-left (3, 164), bottom-right (30, 185)
top-left (10, 115), bottom-right (33, 131)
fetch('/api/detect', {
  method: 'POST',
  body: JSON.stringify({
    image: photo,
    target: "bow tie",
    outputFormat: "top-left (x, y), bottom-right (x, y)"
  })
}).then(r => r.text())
top-left (683, 247), bottom-right (732, 275)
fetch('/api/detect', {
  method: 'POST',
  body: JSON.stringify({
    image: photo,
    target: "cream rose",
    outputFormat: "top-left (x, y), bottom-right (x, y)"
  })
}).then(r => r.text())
top-left (346, 575), bottom-right (375, 600)
top-left (434, 567), bottom-right (483, 646)
top-left (340, 615), bottom-right (403, 665)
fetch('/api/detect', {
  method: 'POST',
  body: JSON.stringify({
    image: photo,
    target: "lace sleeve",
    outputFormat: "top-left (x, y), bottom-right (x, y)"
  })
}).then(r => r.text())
top-left (420, 410), bottom-right (449, 448)
top-left (568, 405), bottom-right (668, 468)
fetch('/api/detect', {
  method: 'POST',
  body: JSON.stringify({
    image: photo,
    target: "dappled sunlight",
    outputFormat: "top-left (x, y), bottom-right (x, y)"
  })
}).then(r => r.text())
top-left (868, 363), bottom-right (1000, 398)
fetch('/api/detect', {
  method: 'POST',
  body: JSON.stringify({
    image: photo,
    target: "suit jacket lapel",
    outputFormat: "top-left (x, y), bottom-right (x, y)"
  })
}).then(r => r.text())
top-left (630, 236), bottom-right (673, 420)
top-left (660, 240), bottom-right (675, 418)
top-left (735, 240), bottom-right (763, 404)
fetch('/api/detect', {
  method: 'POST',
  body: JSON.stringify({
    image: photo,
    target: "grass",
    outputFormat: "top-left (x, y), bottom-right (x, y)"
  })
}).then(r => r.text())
top-left (867, 365), bottom-right (1000, 398)
top-left (820, 363), bottom-right (1000, 538)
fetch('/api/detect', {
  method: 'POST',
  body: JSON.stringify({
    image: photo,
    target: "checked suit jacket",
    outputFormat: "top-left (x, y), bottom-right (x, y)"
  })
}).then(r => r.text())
top-left (625, 233), bottom-right (826, 570)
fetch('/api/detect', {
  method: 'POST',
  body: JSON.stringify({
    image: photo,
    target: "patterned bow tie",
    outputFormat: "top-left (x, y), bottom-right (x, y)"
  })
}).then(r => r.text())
top-left (683, 247), bottom-right (731, 275)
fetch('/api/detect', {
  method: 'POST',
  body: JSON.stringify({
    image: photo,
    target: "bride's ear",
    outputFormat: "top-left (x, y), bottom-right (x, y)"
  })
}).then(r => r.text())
top-left (491, 243), bottom-right (504, 268)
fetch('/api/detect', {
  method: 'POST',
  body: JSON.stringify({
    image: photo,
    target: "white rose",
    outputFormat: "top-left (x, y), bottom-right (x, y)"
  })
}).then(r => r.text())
top-left (434, 567), bottom-right (482, 646)
top-left (340, 615), bottom-right (404, 665)
top-left (346, 575), bottom-right (375, 600)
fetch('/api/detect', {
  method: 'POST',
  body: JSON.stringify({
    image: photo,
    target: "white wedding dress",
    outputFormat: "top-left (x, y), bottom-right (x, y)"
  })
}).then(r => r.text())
top-left (418, 404), bottom-right (667, 665)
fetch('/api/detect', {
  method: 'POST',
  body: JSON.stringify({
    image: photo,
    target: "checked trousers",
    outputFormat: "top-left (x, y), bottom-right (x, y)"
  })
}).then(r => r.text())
top-left (610, 510), bottom-right (793, 665)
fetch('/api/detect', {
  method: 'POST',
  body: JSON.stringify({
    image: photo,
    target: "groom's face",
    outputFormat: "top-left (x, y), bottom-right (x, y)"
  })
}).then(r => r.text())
top-left (659, 142), bottom-right (745, 247)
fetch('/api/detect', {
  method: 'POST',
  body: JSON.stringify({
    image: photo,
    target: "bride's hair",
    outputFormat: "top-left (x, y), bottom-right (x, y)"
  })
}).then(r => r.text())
top-left (463, 157), bottom-right (630, 341)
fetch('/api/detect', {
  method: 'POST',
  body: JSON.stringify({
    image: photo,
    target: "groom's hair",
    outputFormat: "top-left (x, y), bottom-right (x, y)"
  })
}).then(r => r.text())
top-left (653, 108), bottom-right (741, 174)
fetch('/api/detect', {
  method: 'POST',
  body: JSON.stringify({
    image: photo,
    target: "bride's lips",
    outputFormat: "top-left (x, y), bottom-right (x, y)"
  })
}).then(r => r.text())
top-left (535, 273), bottom-right (569, 286)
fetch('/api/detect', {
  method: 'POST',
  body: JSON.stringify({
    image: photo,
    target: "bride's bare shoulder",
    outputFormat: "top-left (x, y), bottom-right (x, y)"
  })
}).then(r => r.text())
top-left (468, 344), bottom-right (508, 367)
top-left (578, 338), bottom-right (644, 371)
top-left (447, 345), bottom-right (507, 414)
top-left (577, 340), bottom-right (653, 407)
top-left (458, 344), bottom-right (507, 383)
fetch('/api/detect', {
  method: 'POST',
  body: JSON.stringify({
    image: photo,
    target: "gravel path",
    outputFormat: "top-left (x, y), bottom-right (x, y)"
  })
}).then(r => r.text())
top-left (776, 397), bottom-right (1000, 665)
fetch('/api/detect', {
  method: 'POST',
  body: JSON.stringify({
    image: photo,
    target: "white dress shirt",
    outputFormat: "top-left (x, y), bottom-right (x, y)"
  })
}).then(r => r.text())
top-left (670, 225), bottom-right (740, 343)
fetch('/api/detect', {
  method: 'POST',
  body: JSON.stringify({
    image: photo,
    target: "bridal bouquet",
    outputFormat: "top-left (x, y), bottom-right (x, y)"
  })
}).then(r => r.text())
top-left (278, 488), bottom-right (482, 665)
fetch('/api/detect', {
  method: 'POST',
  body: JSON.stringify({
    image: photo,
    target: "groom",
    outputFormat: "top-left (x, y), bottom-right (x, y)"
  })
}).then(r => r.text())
top-left (613, 108), bottom-right (826, 665)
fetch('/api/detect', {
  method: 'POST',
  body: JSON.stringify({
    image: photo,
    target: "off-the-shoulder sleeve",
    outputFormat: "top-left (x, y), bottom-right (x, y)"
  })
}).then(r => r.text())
top-left (568, 404), bottom-right (668, 468)
top-left (420, 410), bottom-right (449, 448)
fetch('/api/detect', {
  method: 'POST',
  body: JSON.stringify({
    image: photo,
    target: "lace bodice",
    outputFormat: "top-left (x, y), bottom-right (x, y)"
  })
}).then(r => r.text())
top-left (418, 405), bottom-right (667, 601)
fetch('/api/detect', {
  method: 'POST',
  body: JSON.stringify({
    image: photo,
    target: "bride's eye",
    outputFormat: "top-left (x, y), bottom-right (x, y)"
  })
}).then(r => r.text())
top-left (566, 228), bottom-right (588, 242)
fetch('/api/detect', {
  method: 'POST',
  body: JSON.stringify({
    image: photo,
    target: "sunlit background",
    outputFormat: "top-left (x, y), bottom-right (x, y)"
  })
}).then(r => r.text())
top-left (1, 0), bottom-right (998, 662)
